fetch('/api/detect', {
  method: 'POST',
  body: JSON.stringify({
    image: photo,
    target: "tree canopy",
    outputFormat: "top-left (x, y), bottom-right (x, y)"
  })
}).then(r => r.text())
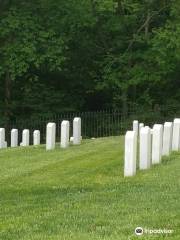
top-left (0, 0), bottom-right (179, 120)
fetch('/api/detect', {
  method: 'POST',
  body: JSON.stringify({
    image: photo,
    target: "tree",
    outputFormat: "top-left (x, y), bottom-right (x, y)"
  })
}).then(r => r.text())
top-left (0, 1), bottom-right (66, 120)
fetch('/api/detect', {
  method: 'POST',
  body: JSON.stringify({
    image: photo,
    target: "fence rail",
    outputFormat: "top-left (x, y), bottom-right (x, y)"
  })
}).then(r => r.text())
top-left (1, 105), bottom-right (180, 146)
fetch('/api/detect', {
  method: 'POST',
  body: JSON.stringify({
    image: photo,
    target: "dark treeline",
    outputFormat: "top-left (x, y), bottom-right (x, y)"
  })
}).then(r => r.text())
top-left (0, 0), bottom-right (179, 121)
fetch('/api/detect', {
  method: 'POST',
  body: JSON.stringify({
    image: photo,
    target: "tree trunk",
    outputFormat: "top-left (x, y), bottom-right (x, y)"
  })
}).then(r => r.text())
top-left (4, 71), bottom-right (12, 121)
top-left (145, 11), bottom-right (150, 39)
top-left (116, 0), bottom-right (124, 15)
top-left (122, 88), bottom-right (128, 116)
top-left (133, 85), bottom-right (137, 102)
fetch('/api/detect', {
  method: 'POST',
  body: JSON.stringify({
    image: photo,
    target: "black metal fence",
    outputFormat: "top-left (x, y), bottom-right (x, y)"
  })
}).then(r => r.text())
top-left (1, 105), bottom-right (180, 146)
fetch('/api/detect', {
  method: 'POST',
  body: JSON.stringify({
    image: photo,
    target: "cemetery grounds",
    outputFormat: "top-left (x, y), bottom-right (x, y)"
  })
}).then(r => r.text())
top-left (0, 136), bottom-right (179, 239)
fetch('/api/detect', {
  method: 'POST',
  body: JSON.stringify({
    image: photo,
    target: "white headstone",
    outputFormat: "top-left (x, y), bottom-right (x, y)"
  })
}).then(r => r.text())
top-left (139, 127), bottom-right (151, 170)
top-left (33, 130), bottom-right (40, 145)
top-left (0, 128), bottom-right (7, 149)
top-left (152, 124), bottom-right (163, 164)
top-left (46, 123), bottom-right (56, 150)
top-left (139, 123), bottom-right (144, 136)
top-left (70, 136), bottom-right (74, 142)
top-left (11, 129), bottom-right (18, 147)
top-left (124, 131), bottom-right (137, 177)
top-left (61, 120), bottom-right (70, 148)
top-left (172, 118), bottom-right (180, 151)
top-left (162, 122), bottom-right (173, 156)
top-left (133, 120), bottom-right (138, 136)
top-left (73, 117), bottom-right (81, 145)
top-left (21, 129), bottom-right (30, 146)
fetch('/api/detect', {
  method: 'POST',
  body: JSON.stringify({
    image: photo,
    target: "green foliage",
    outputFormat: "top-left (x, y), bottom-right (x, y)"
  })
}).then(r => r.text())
top-left (0, 5), bottom-right (66, 79)
top-left (0, 0), bottom-right (179, 119)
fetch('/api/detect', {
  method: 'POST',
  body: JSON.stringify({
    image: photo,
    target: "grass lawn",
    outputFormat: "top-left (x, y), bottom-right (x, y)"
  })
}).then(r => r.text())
top-left (0, 136), bottom-right (179, 240)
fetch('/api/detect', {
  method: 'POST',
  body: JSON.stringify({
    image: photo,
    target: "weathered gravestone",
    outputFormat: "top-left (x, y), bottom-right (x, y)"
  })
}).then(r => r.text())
top-left (33, 130), bottom-right (40, 145)
top-left (152, 124), bottom-right (163, 164)
top-left (162, 122), bottom-right (173, 156)
top-left (73, 117), bottom-right (81, 145)
top-left (172, 118), bottom-right (180, 151)
top-left (61, 121), bottom-right (70, 148)
top-left (139, 127), bottom-right (151, 170)
top-left (46, 123), bottom-right (56, 150)
top-left (11, 129), bottom-right (18, 147)
top-left (124, 131), bottom-right (137, 177)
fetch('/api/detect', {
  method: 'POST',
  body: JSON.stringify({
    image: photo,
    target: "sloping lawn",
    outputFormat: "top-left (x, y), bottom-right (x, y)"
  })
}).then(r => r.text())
top-left (0, 136), bottom-right (179, 240)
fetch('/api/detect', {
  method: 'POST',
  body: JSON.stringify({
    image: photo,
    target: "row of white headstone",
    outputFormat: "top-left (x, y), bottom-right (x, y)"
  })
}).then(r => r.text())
top-left (46, 117), bottom-right (81, 150)
top-left (124, 118), bottom-right (180, 177)
top-left (0, 117), bottom-right (81, 150)
top-left (0, 128), bottom-right (39, 148)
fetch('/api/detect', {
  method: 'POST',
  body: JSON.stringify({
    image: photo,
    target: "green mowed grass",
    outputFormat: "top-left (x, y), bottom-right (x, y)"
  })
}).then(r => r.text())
top-left (0, 136), bottom-right (179, 240)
